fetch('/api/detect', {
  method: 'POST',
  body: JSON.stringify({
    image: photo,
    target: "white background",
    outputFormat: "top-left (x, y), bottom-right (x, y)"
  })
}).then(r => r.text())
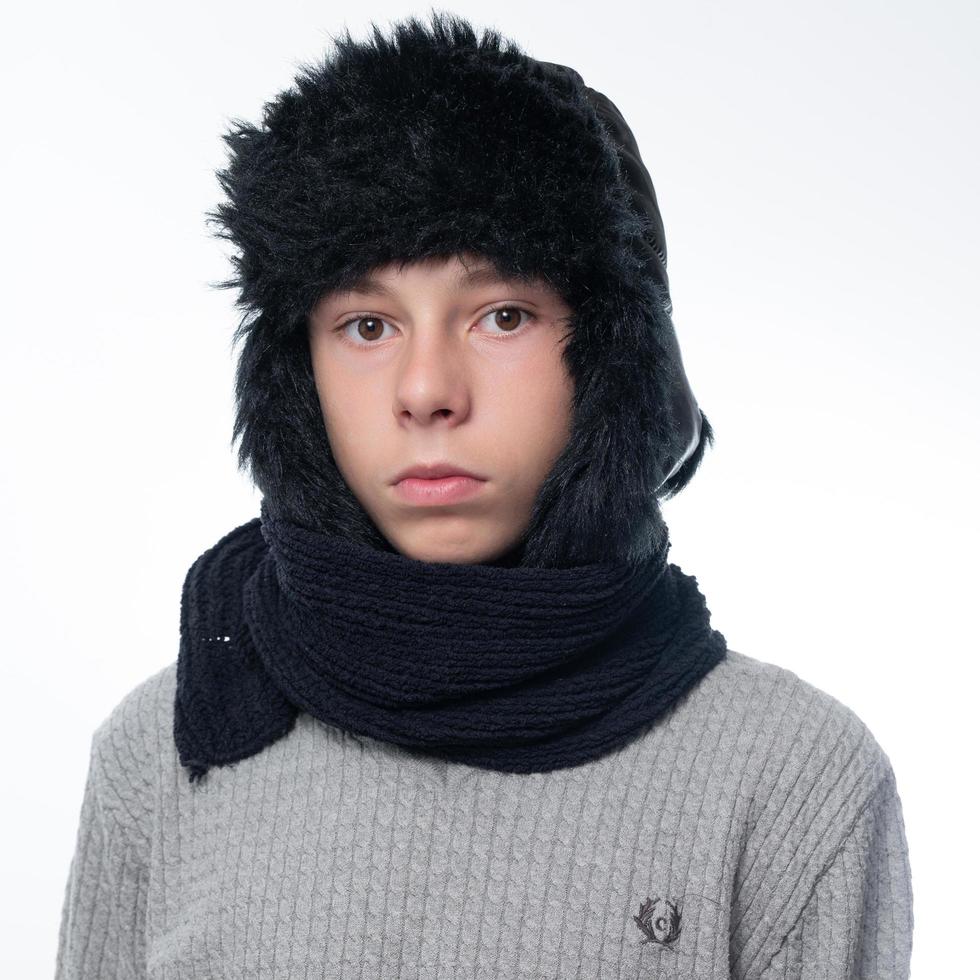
top-left (2, 1), bottom-right (976, 975)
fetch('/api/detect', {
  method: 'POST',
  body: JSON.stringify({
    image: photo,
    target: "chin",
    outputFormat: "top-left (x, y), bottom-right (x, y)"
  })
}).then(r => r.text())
top-left (386, 520), bottom-right (525, 567)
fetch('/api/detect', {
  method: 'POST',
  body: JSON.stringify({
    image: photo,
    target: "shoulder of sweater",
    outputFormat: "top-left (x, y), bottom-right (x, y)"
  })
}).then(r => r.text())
top-left (703, 648), bottom-right (897, 832)
top-left (93, 658), bottom-right (177, 755)
top-left (87, 659), bottom-right (178, 847)
top-left (710, 651), bottom-right (909, 979)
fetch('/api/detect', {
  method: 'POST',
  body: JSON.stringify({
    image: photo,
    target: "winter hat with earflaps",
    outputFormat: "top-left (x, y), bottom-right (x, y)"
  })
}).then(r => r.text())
top-left (173, 11), bottom-right (727, 784)
top-left (206, 9), bottom-right (713, 569)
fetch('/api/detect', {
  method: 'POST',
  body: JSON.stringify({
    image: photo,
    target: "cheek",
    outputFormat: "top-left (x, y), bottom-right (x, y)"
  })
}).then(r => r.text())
top-left (492, 353), bottom-right (574, 461)
top-left (311, 341), bottom-right (362, 425)
top-left (310, 357), bottom-right (379, 467)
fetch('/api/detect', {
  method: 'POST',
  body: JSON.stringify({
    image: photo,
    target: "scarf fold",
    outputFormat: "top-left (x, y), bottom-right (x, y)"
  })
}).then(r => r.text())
top-left (174, 501), bottom-right (728, 783)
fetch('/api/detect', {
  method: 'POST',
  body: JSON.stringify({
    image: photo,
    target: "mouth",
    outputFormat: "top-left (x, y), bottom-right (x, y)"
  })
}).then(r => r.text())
top-left (391, 466), bottom-right (487, 506)
top-left (390, 460), bottom-right (488, 506)
top-left (392, 475), bottom-right (486, 505)
top-left (391, 461), bottom-right (487, 483)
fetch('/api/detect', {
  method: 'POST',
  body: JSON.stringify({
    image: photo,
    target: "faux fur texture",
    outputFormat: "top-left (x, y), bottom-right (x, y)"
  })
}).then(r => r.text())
top-left (205, 9), bottom-right (715, 567)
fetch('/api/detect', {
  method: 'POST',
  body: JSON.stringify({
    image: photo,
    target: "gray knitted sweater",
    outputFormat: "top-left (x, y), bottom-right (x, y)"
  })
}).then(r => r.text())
top-left (54, 649), bottom-right (913, 979)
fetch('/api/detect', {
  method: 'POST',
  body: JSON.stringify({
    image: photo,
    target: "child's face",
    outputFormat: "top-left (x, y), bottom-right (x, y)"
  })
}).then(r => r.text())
top-left (307, 253), bottom-right (575, 564)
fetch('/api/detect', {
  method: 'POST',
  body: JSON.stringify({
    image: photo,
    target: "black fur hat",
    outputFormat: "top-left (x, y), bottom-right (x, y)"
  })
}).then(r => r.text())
top-left (206, 9), bottom-right (715, 567)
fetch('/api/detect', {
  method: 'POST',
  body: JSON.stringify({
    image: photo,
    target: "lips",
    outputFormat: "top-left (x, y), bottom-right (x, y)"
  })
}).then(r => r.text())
top-left (393, 474), bottom-right (485, 506)
top-left (391, 461), bottom-right (486, 484)
top-left (390, 461), bottom-right (488, 506)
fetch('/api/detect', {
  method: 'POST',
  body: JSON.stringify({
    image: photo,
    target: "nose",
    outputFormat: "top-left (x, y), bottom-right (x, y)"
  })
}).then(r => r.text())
top-left (392, 326), bottom-right (472, 427)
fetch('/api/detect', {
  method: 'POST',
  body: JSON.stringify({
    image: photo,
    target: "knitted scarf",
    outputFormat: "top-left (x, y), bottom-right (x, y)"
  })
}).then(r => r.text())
top-left (174, 501), bottom-right (728, 784)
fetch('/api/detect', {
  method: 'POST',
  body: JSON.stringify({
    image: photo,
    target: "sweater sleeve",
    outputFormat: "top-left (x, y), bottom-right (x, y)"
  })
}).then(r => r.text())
top-left (54, 726), bottom-right (150, 980)
top-left (756, 766), bottom-right (914, 979)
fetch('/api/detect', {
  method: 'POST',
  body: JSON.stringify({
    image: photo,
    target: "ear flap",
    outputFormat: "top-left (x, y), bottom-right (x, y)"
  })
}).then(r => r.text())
top-left (538, 61), bottom-right (704, 493)
top-left (656, 322), bottom-right (705, 492)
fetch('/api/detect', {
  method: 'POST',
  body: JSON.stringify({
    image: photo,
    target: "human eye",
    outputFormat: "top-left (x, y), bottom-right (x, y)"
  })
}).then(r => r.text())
top-left (478, 305), bottom-right (537, 337)
top-left (334, 314), bottom-right (397, 347)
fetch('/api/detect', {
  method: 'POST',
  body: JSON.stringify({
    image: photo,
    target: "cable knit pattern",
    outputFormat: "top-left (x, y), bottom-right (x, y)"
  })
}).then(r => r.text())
top-left (54, 649), bottom-right (913, 979)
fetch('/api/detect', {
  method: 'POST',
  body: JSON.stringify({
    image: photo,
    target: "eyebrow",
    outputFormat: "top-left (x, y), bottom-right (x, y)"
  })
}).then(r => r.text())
top-left (339, 264), bottom-right (538, 299)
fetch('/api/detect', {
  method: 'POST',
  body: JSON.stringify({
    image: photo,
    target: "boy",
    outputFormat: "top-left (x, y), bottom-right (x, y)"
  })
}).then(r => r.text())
top-left (55, 12), bottom-right (913, 978)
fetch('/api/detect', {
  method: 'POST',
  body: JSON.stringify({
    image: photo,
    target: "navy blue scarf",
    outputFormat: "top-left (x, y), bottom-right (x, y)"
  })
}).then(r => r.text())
top-left (174, 500), bottom-right (727, 784)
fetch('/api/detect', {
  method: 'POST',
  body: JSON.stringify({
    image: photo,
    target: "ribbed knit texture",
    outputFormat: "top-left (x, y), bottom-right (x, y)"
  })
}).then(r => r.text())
top-left (54, 649), bottom-right (913, 979)
top-left (175, 508), bottom-right (727, 783)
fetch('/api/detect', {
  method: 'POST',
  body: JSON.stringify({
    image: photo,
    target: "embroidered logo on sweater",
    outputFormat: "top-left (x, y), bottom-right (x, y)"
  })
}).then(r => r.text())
top-left (633, 896), bottom-right (682, 946)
